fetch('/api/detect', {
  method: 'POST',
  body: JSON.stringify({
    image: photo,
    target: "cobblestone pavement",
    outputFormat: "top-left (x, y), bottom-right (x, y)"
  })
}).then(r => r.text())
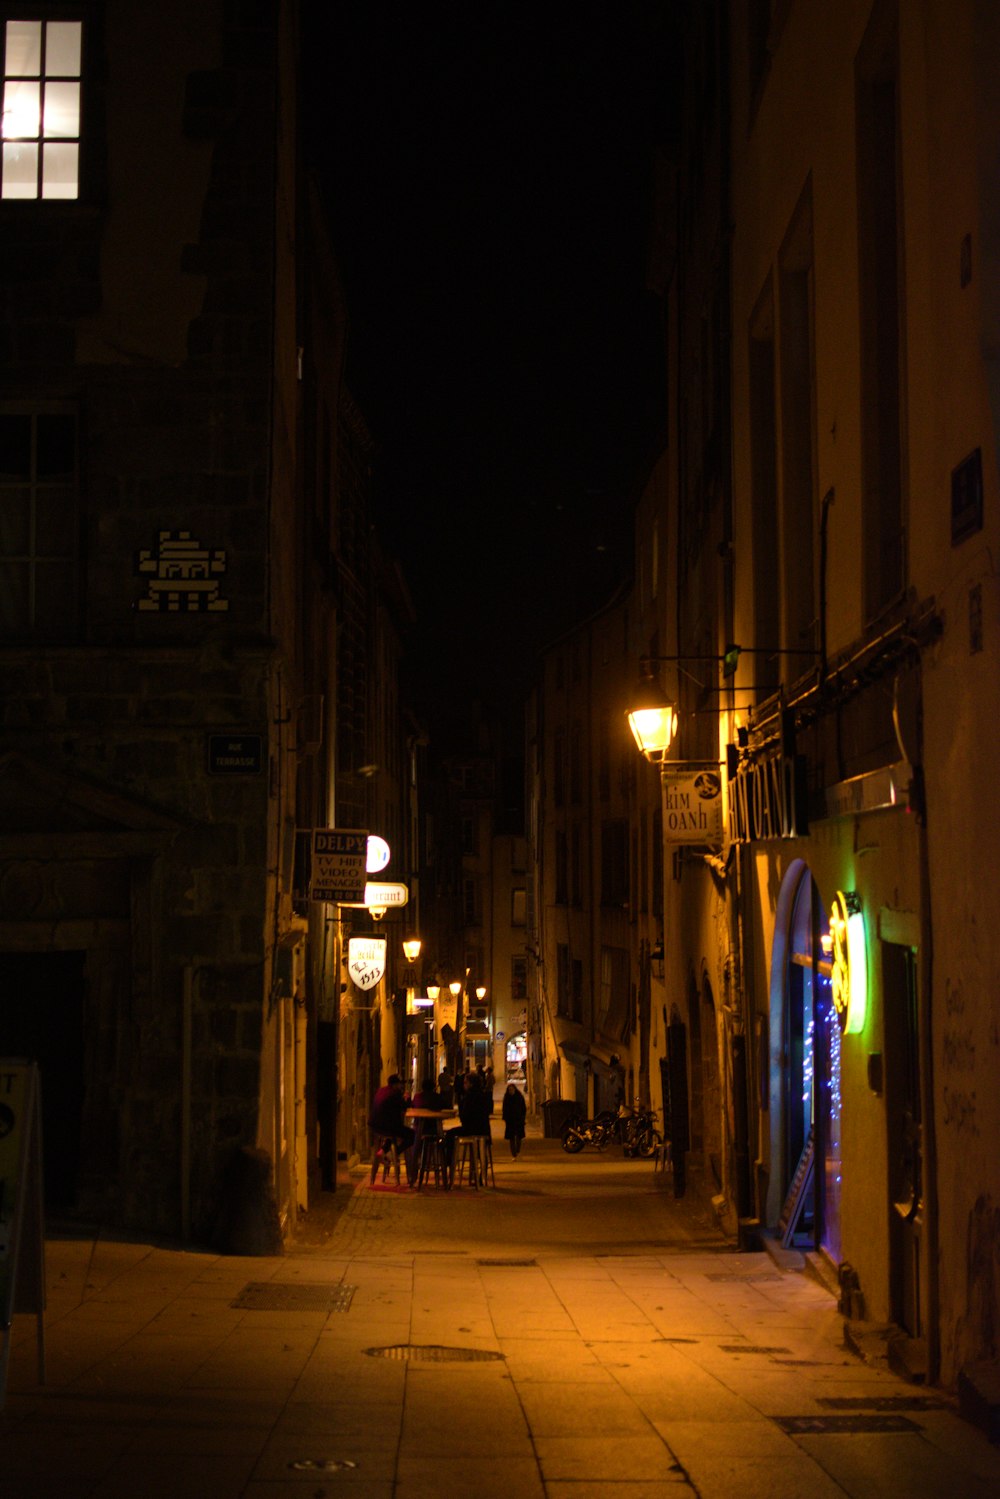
top-left (4, 1130), bottom-right (1000, 1498)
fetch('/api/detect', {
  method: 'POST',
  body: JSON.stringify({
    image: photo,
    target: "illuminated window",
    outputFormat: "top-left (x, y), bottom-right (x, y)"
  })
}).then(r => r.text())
top-left (2, 20), bottom-right (82, 200)
top-left (0, 406), bottom-right (79, 638)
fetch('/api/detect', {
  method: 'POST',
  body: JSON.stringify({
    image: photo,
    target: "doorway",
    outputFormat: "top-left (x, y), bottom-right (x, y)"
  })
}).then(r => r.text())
top-left (0, 950), bottom-right (86, 1209)
top-left (778, 865), bottom-right (840, 1258)
top-left (883, 939), bottom-right (922, 1338)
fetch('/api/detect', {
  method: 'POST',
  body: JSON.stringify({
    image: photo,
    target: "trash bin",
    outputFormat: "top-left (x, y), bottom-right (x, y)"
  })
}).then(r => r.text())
top-left (542, 1098), bottom-right (580, 1138)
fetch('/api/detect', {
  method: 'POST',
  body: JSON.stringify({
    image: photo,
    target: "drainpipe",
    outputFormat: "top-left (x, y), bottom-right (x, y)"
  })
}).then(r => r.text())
top-left (181, 965), bottom-right (194, 1243)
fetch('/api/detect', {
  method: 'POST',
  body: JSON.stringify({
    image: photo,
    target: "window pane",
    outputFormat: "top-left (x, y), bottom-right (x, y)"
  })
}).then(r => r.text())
top-left (0, 414), bottom-right (31, 478)
top-left (36, 414), bottom-right (75, 477)
top-left (33, 560), bottom-right (76, 635)
top-left (36, 489), bottom-right (74, 556)
top-left (0, 490), bottom-right (30, 555)
top-left (45, 22), bottom-right (81, 77)
top-left (42, 141), bottom-right (77, 198)
top-left (0, 561), bottom-right (29, 634)
top-left (1, 140), bottom-right (37, 196)
top-left (5, 21), bottom-right (41, 77)
top-left (43, 80), bottom-right (79, 138)
top-left (3, 78), bottom-right (40, 138)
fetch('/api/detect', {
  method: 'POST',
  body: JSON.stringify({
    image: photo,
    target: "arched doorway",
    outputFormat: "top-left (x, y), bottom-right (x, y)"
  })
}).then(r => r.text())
top-left (771, 862), bottom-right (841, 1259)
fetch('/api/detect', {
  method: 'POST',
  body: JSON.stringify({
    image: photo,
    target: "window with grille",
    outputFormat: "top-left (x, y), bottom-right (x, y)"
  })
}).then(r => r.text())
top-left (0, 406), bottom-right (79, 638)
top-left (2, 19), bottom-right (82, 199)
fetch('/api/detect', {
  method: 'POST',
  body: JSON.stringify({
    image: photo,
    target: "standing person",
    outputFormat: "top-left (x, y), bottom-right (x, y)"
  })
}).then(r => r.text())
top-left (502, 1082), bottom-right (527, 1158)
top-left (484, 1064), bottom-right (496, 1113)
top-left (437, 1066), bottom-right (454, 1107)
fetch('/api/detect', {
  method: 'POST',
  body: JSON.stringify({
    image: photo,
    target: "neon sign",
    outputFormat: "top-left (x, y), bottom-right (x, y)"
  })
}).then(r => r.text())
top-left (825, 891), bottom-right (867, 1035)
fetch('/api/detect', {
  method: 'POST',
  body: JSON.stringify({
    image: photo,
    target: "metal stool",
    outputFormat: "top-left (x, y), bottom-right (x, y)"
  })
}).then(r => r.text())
top-left (454, 1134), bottom-right (495, 1188)
top-left (479, 1133), bottom-right (496, 1187)
top-left (370, 1135), bottom-right (402, 1186)
top-left (454, 1136), bottom-right (483, 1189)
top-left (415, 1132), bottom-right (447, 1189)
top-left (652, 1139), bottom-right (672, 1175)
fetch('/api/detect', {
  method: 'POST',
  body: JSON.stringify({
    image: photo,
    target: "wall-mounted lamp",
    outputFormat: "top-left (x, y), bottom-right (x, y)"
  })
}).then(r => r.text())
top-left (402, 937), bottom-right (422, 964)
top-left (449, 980), bottom-right (462, 998)
top-left (426, 984), bottom-right (440, 1001)
top-left (626, 670), bottom-right (678, 762)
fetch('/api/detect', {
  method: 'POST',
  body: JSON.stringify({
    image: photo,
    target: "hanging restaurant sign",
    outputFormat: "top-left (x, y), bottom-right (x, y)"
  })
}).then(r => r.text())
top-left (825, 891), bottom-right (868, 1035)
top-left (661, 768), bottom-right (724, 845)
top-left (727, 745), bottom-right (808, 844)
top-left (348, 937), bottom-right (387, 991)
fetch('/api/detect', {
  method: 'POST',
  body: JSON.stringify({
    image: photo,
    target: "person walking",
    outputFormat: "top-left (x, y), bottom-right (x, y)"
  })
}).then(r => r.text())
top-left (502, 1082), bottom-right (527, 1158)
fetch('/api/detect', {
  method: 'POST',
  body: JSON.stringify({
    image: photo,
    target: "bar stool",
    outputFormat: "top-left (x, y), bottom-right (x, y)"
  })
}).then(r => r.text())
top-left (479, 1133), bottom-right (496, 1188)
top-left (370, 1135), bottom-right (402, 1186)
top-left (415, 1132), bottom-right (447, 1189)
top-left (652, 1139), bottom-right (672, 1175)
top-left (454, 1136), bottom-right (482, 1189)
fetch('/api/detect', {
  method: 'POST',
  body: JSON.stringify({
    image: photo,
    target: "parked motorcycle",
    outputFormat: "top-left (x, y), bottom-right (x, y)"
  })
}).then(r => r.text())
top-left (560, 1113), bottom-right (613, 1152)
top-left (624, 1106), bottom-right (663, 1158)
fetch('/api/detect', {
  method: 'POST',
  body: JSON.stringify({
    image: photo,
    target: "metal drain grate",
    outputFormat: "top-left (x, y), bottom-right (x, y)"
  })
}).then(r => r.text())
top-left (476, 1258), bottom-right (537, 1267)
top-left (817, 1396), bottom-right (944, 1411)
top-left (231, 1282), bottom-right (356, 1312)
top-left (288, 1460), bottom-right (358, 1472)
top-left (705, 1272), bottom-right (781, 1283)
top-left (719, 1344), bottom-right (792, 1355)
top-left (364, 1344), bottom-right (505, 1363)
top-left (774, 1414), bottom-right (920, 1435)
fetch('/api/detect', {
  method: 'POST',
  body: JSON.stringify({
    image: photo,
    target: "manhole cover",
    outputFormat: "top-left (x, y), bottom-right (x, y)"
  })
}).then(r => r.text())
top-left (476, 1258), bottom-right (537, 1267)
top-left (231, 1282), bottom-right (356, 1312)
top-left (719, 1344), bottom-right (792, 1355)
top-left (774, 1414), bottom-right (920, 1434)
top-left (364, 1344), bottom-right (505, 1363)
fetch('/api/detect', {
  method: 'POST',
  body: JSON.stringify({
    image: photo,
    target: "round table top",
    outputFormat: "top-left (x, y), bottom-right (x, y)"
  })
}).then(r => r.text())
top-left (405, 1107), bottom-right (457, 1119)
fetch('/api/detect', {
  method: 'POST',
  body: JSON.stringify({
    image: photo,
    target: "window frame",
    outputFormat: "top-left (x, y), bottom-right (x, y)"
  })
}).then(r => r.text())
top-left (0, 400), bottom-right (81, 640)
top-left (1, 16), bottom-right (83, 201)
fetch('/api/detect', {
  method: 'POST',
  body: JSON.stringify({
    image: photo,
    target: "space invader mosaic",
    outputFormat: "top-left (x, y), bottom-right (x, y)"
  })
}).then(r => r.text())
top-left (135, 530), bottom-right (229, 612)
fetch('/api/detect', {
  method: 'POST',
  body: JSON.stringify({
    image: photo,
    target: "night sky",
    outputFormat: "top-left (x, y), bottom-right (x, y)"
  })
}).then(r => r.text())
top-left (306, 5), bottom-right (679, 731)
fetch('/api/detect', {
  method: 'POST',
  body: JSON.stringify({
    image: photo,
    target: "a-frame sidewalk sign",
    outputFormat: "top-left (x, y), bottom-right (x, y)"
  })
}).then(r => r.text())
top-left (0, 1059), bottom-right (46, 1409)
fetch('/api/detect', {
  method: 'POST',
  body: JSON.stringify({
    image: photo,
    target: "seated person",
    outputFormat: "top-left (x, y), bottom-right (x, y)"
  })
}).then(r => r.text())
top-left (369, 1074), bottom-right (415, 1175)
top-left (442, 1072), bottom-right (491, 1165)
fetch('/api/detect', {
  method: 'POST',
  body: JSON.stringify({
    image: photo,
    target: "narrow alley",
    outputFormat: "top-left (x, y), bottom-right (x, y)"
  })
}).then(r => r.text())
top-left (4, 1128), bottom-right (999, 1499)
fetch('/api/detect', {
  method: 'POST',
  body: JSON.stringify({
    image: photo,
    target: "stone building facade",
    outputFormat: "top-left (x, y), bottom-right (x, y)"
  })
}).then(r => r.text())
top-left (0, 1), bottom-right (410, 1243)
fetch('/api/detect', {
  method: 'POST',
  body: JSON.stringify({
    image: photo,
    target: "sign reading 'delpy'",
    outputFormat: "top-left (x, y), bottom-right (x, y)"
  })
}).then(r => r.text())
top-left (348, 937), bottom-right (387, 991)
top-left (309, 829), bottom-right (368, 904)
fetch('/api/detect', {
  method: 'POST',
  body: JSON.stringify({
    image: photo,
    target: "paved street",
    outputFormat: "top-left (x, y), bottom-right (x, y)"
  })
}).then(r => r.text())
top-left (4, 1128), bottom-right (1000, 1498)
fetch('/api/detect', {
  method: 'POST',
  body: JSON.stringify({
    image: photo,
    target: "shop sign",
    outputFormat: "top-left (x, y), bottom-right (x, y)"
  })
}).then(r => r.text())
top-left (366, 835), bottom-right (391, 873)
top-left (728, 748), bottom-right (808, 844)
top-left (661, 768), bottom-right (724, 845)
top-left (348, 937), bottom-right (386, 991)
top-left (310, 828), bottom-right (368, 903)
top-left (825, 891), bottom-right (868, 1035)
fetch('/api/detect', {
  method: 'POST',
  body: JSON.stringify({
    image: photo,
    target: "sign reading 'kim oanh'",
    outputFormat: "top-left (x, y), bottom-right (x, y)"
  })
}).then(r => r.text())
top-left (728, 748), bottom-right (808, 844)
top-left (662, 768), bottom-right (725, 845)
